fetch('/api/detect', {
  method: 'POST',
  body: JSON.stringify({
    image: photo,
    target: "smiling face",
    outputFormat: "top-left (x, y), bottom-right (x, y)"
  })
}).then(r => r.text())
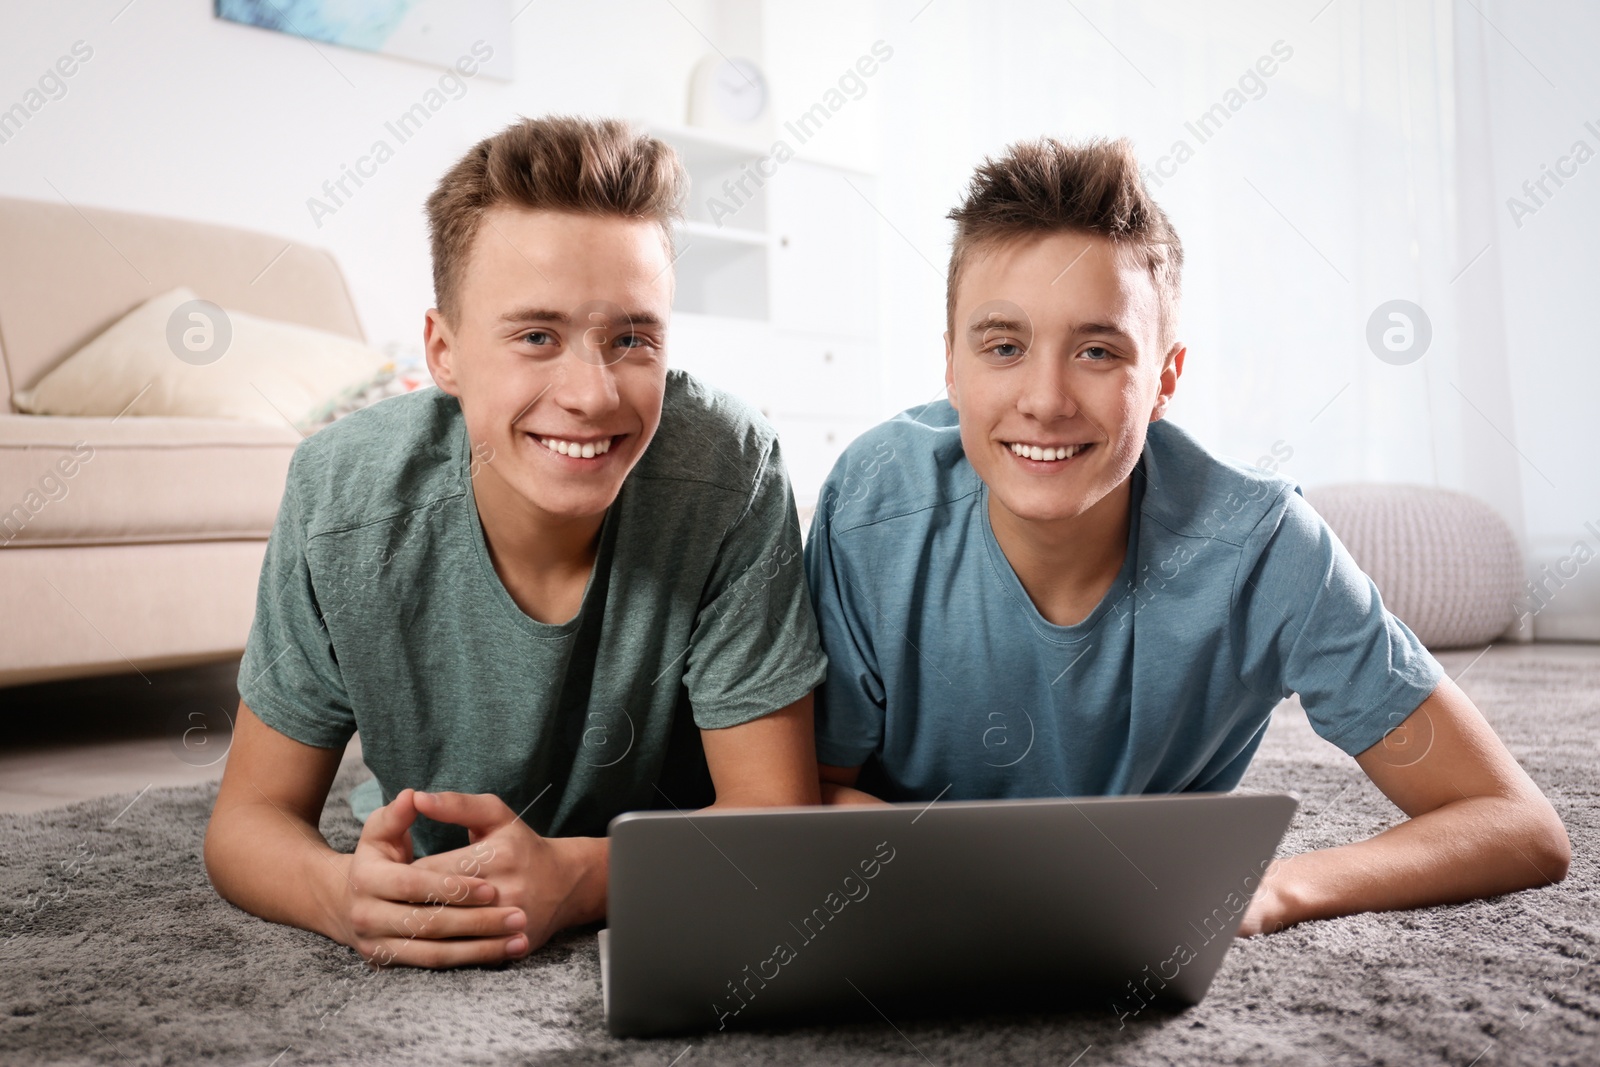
top-left (944, 230), bottom-right (1183, 532)
top-left (424, 206), bottom-right (673, 525)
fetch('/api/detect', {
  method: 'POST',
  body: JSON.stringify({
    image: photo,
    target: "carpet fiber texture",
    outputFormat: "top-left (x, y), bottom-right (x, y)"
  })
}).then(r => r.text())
top-left (2, 645), bottom-right (1597, 1066)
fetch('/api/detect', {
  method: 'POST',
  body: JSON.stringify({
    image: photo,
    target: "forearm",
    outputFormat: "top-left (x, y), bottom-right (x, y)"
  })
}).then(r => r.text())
top-left (203, 801), bottom-right (350, 943)
top-left (1273, 793), bottom-right (1569, 925)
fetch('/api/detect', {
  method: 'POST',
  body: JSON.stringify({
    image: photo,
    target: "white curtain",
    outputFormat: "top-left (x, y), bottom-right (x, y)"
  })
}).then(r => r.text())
top-left (863, 0), bottom-right (1599, 639)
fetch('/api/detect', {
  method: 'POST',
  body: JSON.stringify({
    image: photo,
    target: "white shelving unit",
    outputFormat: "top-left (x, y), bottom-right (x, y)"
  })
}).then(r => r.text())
top-left (651, 123), bottom-right (884, 507)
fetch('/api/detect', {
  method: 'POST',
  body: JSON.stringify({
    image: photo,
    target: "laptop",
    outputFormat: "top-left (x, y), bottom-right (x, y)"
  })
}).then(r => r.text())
top-left (599, 791), bottom-right (1298, 1037)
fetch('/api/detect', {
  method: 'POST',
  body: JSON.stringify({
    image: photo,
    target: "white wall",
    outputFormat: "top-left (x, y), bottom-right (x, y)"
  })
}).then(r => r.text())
top-left (0, 0), bottom-right (721, 355)
top-left (1467, 1), bottom-right (1600, 640)
top-left (862, 0), bottom-right (1600, 640)
top-left (3, 0), bottom-right (1595, 638)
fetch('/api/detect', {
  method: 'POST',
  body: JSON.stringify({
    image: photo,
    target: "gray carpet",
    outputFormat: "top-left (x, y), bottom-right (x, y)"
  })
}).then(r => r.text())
top-left (2, 644), bottom-right (1597, 1066)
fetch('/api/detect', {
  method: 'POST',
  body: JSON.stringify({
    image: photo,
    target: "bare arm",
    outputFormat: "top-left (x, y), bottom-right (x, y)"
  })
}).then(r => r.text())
top-left (702, 690), bottom-right (824, 808)
top-left (203, 701), bottom-right (347, 936)
top-left (204, 702), bottom-right (526, 967)
top-left (1240, 677), bottom-right (1571, 935)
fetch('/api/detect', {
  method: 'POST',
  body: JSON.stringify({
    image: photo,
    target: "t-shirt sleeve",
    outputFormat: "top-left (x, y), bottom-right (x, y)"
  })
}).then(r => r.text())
top-left (236, 461), bottom-right (356, 750)
top-left (1231, 486), bottom-right (1445, 757)
top-left (682, 435), bottom-right (829, 730)
top-left (803, 480), bottom-right (888, 769)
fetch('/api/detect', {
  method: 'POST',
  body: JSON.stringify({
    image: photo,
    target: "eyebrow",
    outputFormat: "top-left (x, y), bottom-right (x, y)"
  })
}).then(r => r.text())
top-left (498, 306), bottom-right (665, 329)
top-left (1075, 322), bottom-right (1140, 345)
top-left (499, 306), bottom-right (567, 325)
top-left (967, 317), bottom-right (1030, 336)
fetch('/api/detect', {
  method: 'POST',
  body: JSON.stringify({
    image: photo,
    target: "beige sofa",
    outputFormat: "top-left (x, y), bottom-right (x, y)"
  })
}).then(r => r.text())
top-left (0, 196), bottom-right (365, 688)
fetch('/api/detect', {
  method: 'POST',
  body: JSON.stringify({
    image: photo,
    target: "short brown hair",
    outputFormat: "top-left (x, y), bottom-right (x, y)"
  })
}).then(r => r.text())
top-left (946, 136), bottom-right (1183, 348)
top-left (425, 115), bottom-right (687, 325)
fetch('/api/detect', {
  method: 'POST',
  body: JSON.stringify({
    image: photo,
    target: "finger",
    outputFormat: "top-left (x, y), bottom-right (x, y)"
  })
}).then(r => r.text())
top-left (410, 857), bottom-right (502, 903)
top-left (412, 790), bottom-right (515, 836)
top-left (362, 897), bottom-right (527, 943)
top-left (365, 931), bottom-right (530, 970)
top-left (355, 853), bottom-right (499, 907)
top-left (360, 787), bottom-right (419, 863)
top-left (413, 841), bottom-right (501, 880)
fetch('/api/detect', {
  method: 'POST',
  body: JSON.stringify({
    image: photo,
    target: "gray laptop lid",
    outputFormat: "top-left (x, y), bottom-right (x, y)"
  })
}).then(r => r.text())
top-left (604, 792), bottom-right (1298, 1037)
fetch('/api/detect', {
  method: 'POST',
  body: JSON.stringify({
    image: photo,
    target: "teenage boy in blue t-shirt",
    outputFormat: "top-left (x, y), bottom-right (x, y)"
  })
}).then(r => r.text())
top-left (804, 137), bottom-right (1568, 937)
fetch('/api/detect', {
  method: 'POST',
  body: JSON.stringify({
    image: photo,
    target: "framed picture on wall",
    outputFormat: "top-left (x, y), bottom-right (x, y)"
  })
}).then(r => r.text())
top-left (215, 0), bottom-right (514, 80)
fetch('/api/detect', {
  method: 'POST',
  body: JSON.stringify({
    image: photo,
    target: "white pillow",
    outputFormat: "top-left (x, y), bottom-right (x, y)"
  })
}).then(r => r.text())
top-left (13, 286), bottom-right (389, 432)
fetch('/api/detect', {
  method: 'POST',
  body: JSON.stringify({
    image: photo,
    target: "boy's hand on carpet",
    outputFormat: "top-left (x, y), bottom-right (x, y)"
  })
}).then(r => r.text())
top-left (1236, 858), bottom-right (1300, 938)
top-left (411, 790), bottom-right (606, 955)
top-left (333, 787), bottom-right (534, 969)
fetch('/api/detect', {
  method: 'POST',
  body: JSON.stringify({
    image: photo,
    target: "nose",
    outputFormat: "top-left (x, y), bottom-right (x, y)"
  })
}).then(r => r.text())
top-left (1014, 347), bottom-right (1079, 422)
top-left (550, 348), bottom-right (621, 421)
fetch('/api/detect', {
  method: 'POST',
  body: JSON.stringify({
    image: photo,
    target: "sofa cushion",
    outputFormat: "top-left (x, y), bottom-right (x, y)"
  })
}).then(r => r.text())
top-left (12, 286), bottom-right (387, 430)
top-left (0, 414), bottom-right (297, 547)
top-left (0, 195), bottom-right (367, 416)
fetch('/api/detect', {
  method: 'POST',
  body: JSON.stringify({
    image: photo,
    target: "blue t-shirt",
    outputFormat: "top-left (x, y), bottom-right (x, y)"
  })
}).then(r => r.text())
top-left (803, 401), bottom-right (1444, 802)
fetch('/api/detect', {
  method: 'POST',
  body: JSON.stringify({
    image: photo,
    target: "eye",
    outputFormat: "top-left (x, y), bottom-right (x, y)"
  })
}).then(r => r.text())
top-left (977, 340), bottom-right (1027, 365)
top-left (521, 329), bottom-right (558, 347)
top-left (1079, 346), bottom-right (1114, 362)
top-left (612, 332), bottom-right (664, 361)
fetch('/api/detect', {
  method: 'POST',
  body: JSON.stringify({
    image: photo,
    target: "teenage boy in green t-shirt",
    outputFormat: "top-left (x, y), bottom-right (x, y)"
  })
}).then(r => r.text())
top-left (205, 116), bottom-right (827, 969)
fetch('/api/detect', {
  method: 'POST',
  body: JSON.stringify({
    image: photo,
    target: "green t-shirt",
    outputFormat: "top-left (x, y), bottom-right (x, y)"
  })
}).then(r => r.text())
top-left (237, 370), bottom-right (827, 856)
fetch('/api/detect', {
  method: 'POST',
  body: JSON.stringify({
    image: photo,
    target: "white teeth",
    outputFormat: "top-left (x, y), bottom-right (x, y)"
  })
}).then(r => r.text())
top-left (1010, 442), bottom-right (1087, 462)
top-left (538, 436), bottom-right (612, 458)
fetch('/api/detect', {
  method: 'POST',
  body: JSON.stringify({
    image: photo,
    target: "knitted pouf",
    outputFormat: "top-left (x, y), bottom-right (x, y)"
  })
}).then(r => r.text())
top-left (1304, 484), bottom-right (1522, 650)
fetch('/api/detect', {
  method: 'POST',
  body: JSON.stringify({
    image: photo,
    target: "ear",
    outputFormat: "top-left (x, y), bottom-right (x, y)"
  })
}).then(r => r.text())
top-left (423, 308), bottom-right (461, 398)
top-left (1149, 342), bottom-right (1185, 423)
top-left (943, 330), bottom-right (959, 410)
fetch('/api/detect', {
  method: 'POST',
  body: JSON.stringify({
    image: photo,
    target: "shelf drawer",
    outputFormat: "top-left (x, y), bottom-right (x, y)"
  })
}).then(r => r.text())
top-left (761, 334), bottom-right (881, 419)
top-left (768, 162), bottom-right (878, 340)
top-left (766, 415), bottom-right (878, 507)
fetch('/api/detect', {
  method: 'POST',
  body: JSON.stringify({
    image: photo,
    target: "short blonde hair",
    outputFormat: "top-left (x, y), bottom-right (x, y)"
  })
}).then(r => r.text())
top-left (425, 115), bottom-right (687, 325)
top-left (947, 137), bottom-right (1183, 348)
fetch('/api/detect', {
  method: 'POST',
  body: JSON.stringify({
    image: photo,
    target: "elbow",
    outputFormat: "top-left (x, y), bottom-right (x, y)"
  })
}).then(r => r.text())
top-left (201, 805), bottom-right (237, 900)
top-left (1520, 797), bottom-right (1571, 886)
top-left (201, 816), bottom-right (224, 893)
top-left (1533, 817), bottom-right (1571, 886)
